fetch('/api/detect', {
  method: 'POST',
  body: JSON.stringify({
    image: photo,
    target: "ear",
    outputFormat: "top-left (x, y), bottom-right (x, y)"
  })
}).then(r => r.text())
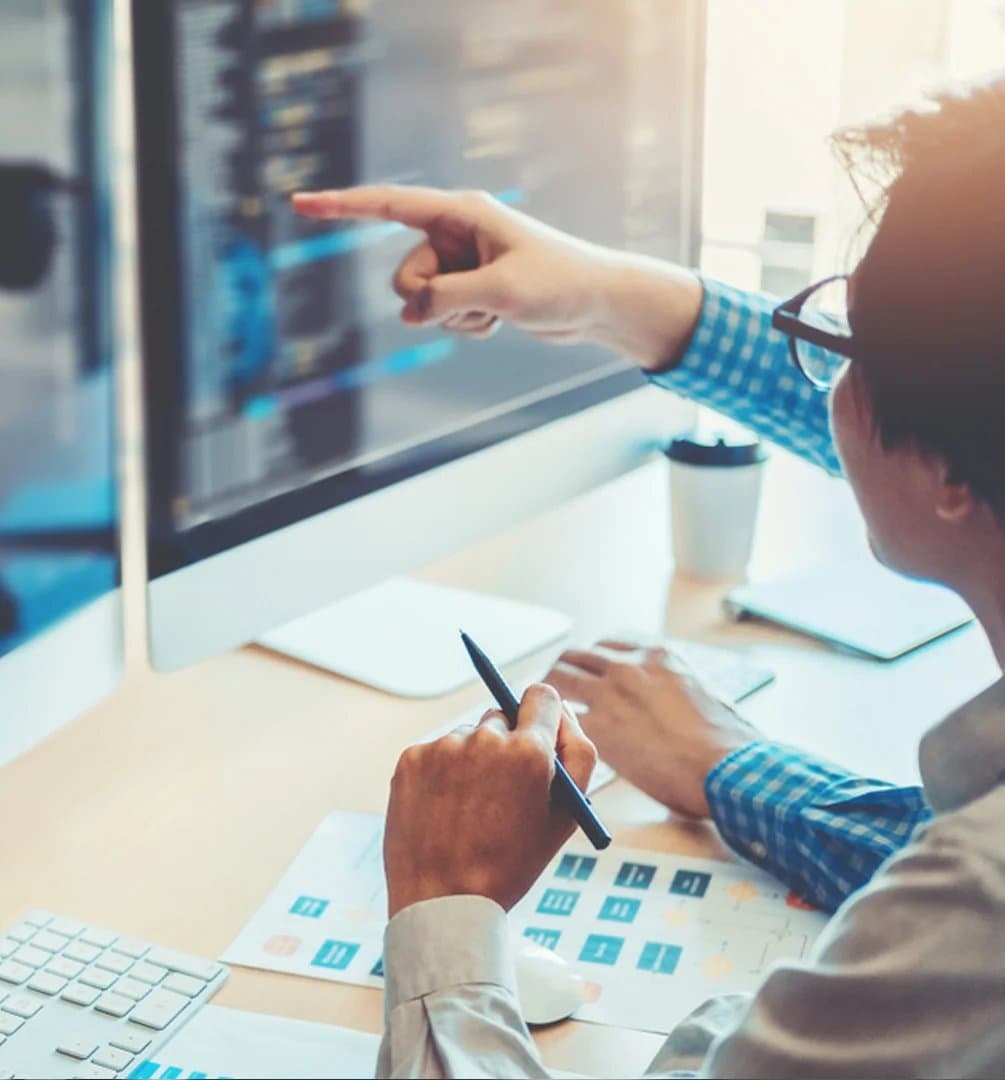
top-left (934, 461), bottom-right (977, 524)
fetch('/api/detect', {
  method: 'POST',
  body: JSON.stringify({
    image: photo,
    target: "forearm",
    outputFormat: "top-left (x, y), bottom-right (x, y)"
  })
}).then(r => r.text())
top-left (706, 742), bottom-right (931, 912)
top-left (586, 251), bottom-right (704, 373)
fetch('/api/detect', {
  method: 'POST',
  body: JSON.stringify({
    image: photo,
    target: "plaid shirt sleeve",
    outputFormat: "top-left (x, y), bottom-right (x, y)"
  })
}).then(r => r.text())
top-left (648, 276), bottom-right (843, 475)
top-left (705, 741), bottom-right (932, 913)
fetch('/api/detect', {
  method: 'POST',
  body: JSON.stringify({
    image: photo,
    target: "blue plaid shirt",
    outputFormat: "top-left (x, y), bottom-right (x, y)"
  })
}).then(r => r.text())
top-left (650, 278), bottom-right (932, 913)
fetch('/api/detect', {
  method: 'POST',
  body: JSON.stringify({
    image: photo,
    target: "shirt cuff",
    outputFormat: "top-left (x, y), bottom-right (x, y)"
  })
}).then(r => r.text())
top-left (383, 895), bottom-right (516, 1009)
top-left (647, 275), bottom-right (778, 393)
top-left (704, 739), bottom-right (931, 912)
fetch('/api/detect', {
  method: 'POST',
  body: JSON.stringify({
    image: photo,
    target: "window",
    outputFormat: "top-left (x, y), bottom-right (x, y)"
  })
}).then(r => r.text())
top-left (699, 0), bottom-right (1005, 292)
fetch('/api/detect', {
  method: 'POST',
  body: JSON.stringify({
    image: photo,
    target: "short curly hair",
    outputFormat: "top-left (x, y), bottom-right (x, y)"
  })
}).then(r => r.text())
top-left (831, 71), bottom-right (1005, 522)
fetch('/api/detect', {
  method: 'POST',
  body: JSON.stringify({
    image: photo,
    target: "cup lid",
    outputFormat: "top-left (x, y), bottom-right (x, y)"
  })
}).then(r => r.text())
top-left (664, 431), bottom-right (766, 467)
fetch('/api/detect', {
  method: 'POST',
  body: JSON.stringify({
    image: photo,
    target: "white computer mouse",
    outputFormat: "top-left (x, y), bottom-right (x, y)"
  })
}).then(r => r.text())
top-left (513, 939), bottom-right (589, 1026)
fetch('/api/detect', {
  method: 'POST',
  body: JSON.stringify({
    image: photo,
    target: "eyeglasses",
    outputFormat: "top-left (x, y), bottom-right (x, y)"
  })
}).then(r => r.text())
top-left (771, 274), bottom-right (855, 391)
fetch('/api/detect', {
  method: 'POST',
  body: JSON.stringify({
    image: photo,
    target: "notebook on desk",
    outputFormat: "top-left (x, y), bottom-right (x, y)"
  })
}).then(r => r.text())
top-left (725, 555), bottom-right (974, 661)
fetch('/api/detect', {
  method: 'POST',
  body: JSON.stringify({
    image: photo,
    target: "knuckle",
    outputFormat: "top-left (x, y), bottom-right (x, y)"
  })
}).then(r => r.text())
top-left (471, 722), bottom-right (505, 747)
top-left (512, 731), bottom-right (553, 771)
top-left (393, 744), bottom-right (422, 778)
top-left (611, 661), bottom-right (641, 689)
top-left (463, 187), bottom-right (494, 210)
top-left (643, 646), bottom-right (670, 669)
top-left (581, 736), bottom-right (600, 767)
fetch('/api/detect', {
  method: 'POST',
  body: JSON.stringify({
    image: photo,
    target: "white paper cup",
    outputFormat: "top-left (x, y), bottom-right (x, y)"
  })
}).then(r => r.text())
top-left (666, 435), bottom-right (766, 580)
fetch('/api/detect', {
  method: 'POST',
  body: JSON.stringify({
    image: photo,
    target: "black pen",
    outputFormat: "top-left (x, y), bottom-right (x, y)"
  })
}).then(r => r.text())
top-left (460, 631), bottom-right (612, 851)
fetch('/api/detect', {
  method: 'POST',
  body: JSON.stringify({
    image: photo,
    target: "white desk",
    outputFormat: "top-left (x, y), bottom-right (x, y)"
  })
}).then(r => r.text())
top-left (0, 452), bottom-right (997, 1077)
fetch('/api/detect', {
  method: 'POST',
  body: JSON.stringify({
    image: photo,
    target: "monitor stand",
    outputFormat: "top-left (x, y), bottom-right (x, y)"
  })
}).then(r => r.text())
top-left (256, 577), bottom-right (572, 698)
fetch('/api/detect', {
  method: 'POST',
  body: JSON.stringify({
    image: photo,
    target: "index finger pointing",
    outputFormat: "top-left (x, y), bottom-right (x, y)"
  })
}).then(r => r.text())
top-left (292, 185), bottom-right (460, 230)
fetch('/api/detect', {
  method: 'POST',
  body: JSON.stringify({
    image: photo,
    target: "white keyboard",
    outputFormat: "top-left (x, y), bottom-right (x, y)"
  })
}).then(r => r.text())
top-left (665, 639), bottom-right (774, 704)
top-left (0, 911), bottom-right (226, 1079)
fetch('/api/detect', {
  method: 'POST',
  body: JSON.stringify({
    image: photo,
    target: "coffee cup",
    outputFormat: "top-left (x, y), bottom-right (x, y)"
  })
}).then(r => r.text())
top-left (664, 431), bottom-right (767, 580)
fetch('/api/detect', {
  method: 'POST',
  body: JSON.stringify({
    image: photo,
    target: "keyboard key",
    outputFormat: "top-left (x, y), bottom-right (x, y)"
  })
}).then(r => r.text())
top-left (34, 929), bottom-right (71, 953)
top-left (22, 910), bottom-right (52, 928)
top-left (0, 960), bottom-right (32, 985)
top-left (79, 968), bottom-right (117, 991)
top-left (145, 947), bottom-right (220, 982)
top-left (15, 945), bottom-right (52, 968)
top-left (162, 972), bottom-right (206, 998)
top-left (2, 993), bottom-right (41, 1018)
top-left (130, 962), bottom-right (167, 985)
top-left (0, 1013), bottom-right (22, 1036)
top-left (92, 1046), bottom-right (134, 1071)
top-left (28, 971), bottom-right (68, 996)
top-left (6, 922), bottom-right (36, 944)
top-left (64, 941), bottom-right (101, 964)
top-left (94, 991), bottom-right (133, 1018)
top-left (95, 951), bottom-right (133, 975)
top-left (61, 983), bottom-right (101, 1007)
top-left (0, 939), bottom-right (18, 959)
top-left (73, 1065), bottom-right (116, 1079)
top-left (57, 1039), bottom-right (99, 1060)
top-left (79, 927), bottom-right (116, 948)
top-left (109, 1030), bottom-right (150, 1053)
top-left (113, 977), bottom-right (150, 1001)
top-left (48, 916), bottom-right (86, 938)
top-left (47, 957), bottom-right (85, 980)
top-left (112, 937), bottom-right (149, 959)
top-left (128, 987), bottom-right (188, 1029)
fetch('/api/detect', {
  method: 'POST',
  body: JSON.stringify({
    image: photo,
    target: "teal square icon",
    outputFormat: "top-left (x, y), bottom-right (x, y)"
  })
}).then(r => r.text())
top-left (599, 896), bottom-right (640, 924)
top-left (556, 854), bottom-right (596, 881)
top-left (579, 934), bottom-right (624, 966)
top-left (638, 942), bottom-right (683, 974)
top-left (290, 895), bottom-right (329, 919)
top-left (615, 862), bottom-right (656, 890)
top-left (537, 888), bottom-right (580, 916)
top-left (669, 870), bottom-right (711, 898)
top-left (311, 939), bottom-right (360, 971)
top-left (523, 927), bottom-right (562, 950)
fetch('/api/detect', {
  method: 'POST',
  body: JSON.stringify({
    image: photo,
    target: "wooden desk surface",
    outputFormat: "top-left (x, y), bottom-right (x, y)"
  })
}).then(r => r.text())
top-left (0, 454), bottom-right (997, 1077)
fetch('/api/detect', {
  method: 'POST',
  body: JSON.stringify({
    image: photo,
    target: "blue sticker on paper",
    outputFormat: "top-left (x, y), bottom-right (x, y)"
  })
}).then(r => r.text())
top-left (290, 895), bottom-right (329, 918)
top-left (579, 934), bottom-right (624, 966)
top-left (311, 939), bottom-right (360, 971)
top-left (669, 870), bottom-right (711, 898)
top-left (615, 862), bottom-right (656, 890)
top-left (556, 854), bottom-right (597, 881)
top-left (523, 927), bottom-right (562, 950)
top-left (599, 896), bottom-right (641, 923)
top-left (537, 888), bottom-right (580, 916)
top-left (637, 941), bottom-right (683, 974)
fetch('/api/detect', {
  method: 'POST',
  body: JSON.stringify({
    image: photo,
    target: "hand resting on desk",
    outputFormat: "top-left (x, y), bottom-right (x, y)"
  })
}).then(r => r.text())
top-left (543, 639), bottom-right (759, 818)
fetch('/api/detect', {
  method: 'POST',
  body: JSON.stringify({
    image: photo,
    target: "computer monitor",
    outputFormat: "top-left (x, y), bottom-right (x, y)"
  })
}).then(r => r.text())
top-left (133, 0), bottom-right (704, 682)
top-left (0, 0), bottom-right (121, 765)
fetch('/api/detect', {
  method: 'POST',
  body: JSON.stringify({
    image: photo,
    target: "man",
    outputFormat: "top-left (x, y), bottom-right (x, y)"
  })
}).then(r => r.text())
top-left (295, 74), bottom-right (1005, 1076)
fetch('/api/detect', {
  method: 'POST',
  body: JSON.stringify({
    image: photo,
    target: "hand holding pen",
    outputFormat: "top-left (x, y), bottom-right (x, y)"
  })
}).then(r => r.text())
top-left (384, 674), bottom-right (601, 916)
top-left (462, 632), bottom-right (612, 850)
